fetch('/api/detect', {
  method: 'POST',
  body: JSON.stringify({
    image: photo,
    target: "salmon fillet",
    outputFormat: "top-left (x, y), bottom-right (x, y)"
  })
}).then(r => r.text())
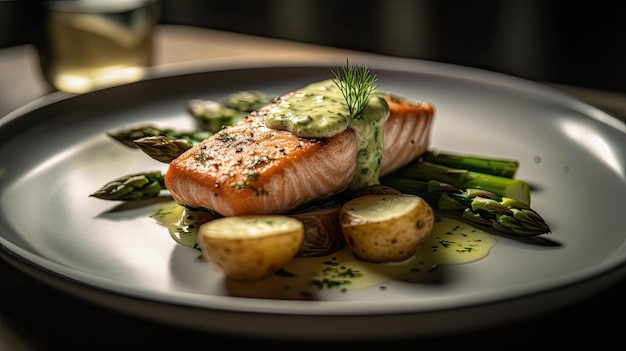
top-left (164, 92), bottom-right (434, 216)
top-left (380, 94), bottom-right (435, 174)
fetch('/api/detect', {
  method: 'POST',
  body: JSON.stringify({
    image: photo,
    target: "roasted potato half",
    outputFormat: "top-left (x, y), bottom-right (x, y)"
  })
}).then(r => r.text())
top-left (289, 204), bottom-right (345, 257)
top-left (339, 194), bottom-right (434, 263)
top-left (198, 215), bottom-right (304, 280)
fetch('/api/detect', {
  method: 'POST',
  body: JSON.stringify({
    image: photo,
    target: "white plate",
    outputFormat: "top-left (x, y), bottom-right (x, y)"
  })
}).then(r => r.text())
top-left (1, 55), bottom-right (625, 340)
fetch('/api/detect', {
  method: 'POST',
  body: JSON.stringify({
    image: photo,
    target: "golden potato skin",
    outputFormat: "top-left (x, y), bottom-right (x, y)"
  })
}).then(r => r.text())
top-left (339, 194), bottom-right (434, 263)
top-left (198, 215), bottom-right (304, 280)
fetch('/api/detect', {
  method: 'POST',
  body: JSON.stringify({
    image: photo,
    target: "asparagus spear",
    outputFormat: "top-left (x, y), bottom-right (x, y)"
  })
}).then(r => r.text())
top-left (187, 91), bottom-right (274, 133)
top-left (107, 92), bottom-right (272, 161)
top-left (381, 176), bottom-right (550, 237)
top-left (223, 90), bottom-right (273, 112)
top-left (107, 125), bottom-right (211, 149)
top-left (421, 149), bottom-right (519, 178)
top-left (133, 136), bottom-right (193, 163)
top-left (395, 160), bottom-right (531, 205)
top-left (186, 99), bottom-right (243, 133)
top-left (89, 171), bottom-right (166, 201)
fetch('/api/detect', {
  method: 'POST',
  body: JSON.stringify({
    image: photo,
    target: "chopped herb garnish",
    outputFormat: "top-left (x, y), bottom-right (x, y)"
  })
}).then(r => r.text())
top-left (245, 172), bottom-right (260, 181)
top-left (194, 151), bottom-right (208, 163)
top-left (234, 182), bottom-right (248, 190)
top-left (216, 132), bottom-right (235, 142)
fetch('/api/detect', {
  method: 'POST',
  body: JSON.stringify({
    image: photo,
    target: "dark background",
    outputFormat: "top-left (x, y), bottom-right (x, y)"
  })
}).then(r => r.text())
top-left (1, 0), bottom-right (624, 92)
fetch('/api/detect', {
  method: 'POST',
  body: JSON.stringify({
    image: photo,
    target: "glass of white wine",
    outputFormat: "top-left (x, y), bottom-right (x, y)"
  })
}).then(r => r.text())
top-left (36, 0), bottom-right (160, 94)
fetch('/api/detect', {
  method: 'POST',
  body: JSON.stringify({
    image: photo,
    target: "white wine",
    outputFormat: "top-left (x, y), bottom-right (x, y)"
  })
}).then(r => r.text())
top-left (38, 0), bottom-right (160, 93)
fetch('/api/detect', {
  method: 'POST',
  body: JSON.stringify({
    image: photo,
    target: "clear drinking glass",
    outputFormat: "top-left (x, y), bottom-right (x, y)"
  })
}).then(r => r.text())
top-left (36, 0), bottom-right (160, 94)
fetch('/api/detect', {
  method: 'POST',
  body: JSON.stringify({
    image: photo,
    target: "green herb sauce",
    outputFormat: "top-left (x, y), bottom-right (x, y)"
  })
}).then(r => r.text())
top-left (150, 202), bottom-right (217, 249)
top-left (151, 203), bottom-right (496, 300)
top-left (265, 79), bottom-right (390, 189)
top-left (226, 214), bottom-right (496, 299)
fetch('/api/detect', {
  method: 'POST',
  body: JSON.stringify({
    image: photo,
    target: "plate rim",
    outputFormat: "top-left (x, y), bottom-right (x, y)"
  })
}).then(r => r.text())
top-left (1, 55), bottom-right (625, 338)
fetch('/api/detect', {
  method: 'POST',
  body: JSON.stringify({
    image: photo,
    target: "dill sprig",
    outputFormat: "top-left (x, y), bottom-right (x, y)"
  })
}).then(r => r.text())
top-left (332, 60), bottom-right (378, 120)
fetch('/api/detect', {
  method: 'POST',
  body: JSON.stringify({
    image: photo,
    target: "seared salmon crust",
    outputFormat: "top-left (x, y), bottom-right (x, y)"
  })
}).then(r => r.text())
top-left (164, 93), bottom-right (434, 216)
